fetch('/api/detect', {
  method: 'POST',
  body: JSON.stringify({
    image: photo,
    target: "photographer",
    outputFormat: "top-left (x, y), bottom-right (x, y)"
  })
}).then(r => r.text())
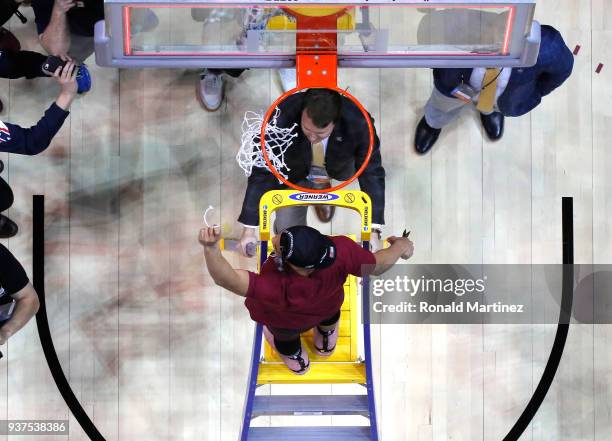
top-left (0, 244), bottom-right (40, 349)
top-left (0, 60), bottom-right (77, 238)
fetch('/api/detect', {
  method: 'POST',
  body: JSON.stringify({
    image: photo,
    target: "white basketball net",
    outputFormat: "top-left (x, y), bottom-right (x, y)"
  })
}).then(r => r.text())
top-left (236, 107), bottom-right (298, 182)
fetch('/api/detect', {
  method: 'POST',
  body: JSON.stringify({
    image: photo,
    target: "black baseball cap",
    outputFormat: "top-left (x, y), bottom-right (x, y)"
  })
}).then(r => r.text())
top-left (279, 226), bottom-right (336, 270)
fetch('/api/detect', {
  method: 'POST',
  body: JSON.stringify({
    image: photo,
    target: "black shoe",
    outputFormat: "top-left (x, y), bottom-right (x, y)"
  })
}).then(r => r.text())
top-left (480, 111), bottom-right (504, 141)
top-left (415, 117), bottom-right (442, 154)
top-left (314, 205), bottom-right (335, 223)
top-left (0, 214), bottom-right (18, 239)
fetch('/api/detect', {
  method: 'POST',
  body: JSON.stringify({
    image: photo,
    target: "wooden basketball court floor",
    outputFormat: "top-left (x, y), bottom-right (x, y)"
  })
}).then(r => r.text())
top-left (0, 1), bottom-right (610, 440)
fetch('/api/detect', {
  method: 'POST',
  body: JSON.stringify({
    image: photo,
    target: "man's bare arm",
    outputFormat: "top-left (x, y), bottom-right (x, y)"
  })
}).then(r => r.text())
top-left (370, 236), bottom-right (414, 276)
top-left (200, 227), bottom-right (250, 297)
top-left (0, 283), bottom-right (40, 345)
top-left (39, 0), bottom-right (74, 55)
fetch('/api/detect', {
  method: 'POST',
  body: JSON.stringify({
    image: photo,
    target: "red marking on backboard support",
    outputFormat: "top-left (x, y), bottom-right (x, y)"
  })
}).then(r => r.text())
top-left (123, 7), bottom-right (132, 55)
top-left (502, 6), bottom-right (515, 55)
top-left (573, 45), bottom-right (581, 55)
top-left (596, 63), bottom-right (604, 74)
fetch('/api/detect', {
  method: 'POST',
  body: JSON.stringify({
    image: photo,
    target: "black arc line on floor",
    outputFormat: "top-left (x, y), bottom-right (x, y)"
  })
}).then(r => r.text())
top-left (30, 194), bottom-right (573, 441)
top-left (502, 197), bottom-right (574, 441)
top-left (32, 195), bottom-right (106, 441)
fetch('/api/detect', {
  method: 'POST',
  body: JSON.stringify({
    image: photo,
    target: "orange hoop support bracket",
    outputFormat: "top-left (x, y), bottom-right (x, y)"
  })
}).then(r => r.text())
top-left (284, 6), bottom-right (346, 89)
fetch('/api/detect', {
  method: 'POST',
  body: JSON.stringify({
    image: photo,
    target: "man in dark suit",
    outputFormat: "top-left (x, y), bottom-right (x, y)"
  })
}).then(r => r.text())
top-left (237, 88), bottom-right (386, 256)
top-left (415, 24), bottom-right (574, 154)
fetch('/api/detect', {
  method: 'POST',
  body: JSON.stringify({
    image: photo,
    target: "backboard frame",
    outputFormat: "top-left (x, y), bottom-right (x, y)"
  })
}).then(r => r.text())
top-left (95, 0), bottom-right (540, 69)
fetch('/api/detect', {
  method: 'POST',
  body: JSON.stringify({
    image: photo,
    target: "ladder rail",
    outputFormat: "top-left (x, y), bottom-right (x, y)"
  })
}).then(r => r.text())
top-left (361, 241), bottom-right (379, 441)
top-left (239, 241), bottom-right (268, 441)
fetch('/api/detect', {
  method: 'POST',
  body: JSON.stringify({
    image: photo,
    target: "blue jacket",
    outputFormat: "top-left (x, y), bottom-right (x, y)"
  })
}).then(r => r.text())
top-left (0, 103), bottom-right (69, 155)
top-left (433, 25), bottom-right (574, 117)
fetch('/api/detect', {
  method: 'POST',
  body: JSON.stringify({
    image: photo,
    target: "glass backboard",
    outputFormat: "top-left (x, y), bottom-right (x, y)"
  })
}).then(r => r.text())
top-left (95, 0), bottom-right (540, 68)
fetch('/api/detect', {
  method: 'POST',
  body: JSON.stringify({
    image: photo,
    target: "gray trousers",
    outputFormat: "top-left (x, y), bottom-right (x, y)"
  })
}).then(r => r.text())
top-left (68, 34), bottom-right (95, 63)
top-left (272, 176), bottom-right (348, 234)
top-left (424, 86), bottom-right (494, 129)
top-left (274, 204), bottom-right (309, 234)
top-left (273, 180), bottom-right (317, 234)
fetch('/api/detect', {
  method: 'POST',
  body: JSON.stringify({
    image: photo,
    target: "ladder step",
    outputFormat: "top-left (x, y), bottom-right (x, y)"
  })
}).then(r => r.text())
top-left (257, 362), bottom-right (366, 385)
top-left (252, 394), bottom-right (369, 417)
top-left (248, 426), bottom-right (371, 441)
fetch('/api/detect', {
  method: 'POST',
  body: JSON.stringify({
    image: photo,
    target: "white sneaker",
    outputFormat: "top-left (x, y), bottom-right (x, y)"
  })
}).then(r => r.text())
top-left (278, 68), bottom-right (297, 92)
top-left (198, 71), bottom-right (224, 111)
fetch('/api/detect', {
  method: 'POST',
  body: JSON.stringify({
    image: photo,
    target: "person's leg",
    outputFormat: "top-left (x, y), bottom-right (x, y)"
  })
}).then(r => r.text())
top-left (277, 68), bottom-right (296, 92)
top-left (416, 86), bottom-right (468, 154)
top-left (479, 107), bottom-right (505, 141)
top-left (0, 28), bottom-right (21, 53)
top-left (198, 69), bottom-right (247, 111)
top-left (130, 8), bottom-right (159, 34)
top-left (310, 180), bottom-right (335, 223)
top-left (222, 69), bottom-right (246, 78)
top-left (273, 180), bottom-right (311, 233)
top-left (67, 34), bottom-right (95, 63)
top-left (424, 86), bottom-right (468, 129)
top-left (273, 205), bottom-right (308, 234)
top-left (0, 176), bottom-right (18, 239)
top-left (318, 310), bottom-right (341, 332)
top-left (268, 327), bottom-right (302, 355)
top-left (263, 326), bottom-right (310, 374)
top-left (313, 310), bottom-right (341, 356)
top-left (0, 176), bottom-right (14, 213)
top-left (0, 50), bottom-right (47, 79)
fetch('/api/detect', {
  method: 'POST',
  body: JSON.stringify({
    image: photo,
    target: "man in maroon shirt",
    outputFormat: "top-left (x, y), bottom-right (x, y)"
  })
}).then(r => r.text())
top-left (200, 224), bottom-right (413, 374)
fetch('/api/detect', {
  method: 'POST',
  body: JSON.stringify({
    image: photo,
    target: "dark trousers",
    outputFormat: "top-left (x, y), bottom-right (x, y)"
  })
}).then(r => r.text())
top-left (0, 50), bottom-right (47, 80)
top-left (0, 176), bottom-right (13, 213)
top-left (269, 310), bottom-right (341, 356)
top-left (207, 69), bottom-right (246, 78)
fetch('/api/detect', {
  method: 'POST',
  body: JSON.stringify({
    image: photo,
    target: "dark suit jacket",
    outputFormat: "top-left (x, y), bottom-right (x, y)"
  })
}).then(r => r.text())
top-left (433, 25), bottom-right (574, 117)
top-left (238, 92), bottom-right (385, 226)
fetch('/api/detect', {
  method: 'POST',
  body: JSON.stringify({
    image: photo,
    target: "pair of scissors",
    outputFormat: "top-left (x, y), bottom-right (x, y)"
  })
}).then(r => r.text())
top-left (402, 229), bottom-right (411, 238)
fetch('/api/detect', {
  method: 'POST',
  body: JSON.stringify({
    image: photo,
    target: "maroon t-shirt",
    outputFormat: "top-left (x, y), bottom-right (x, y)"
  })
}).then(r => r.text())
top-left (245, 236), bottom-right (376, 330)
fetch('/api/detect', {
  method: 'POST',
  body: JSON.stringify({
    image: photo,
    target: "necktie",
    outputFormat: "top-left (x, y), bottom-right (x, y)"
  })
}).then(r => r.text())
top-left (310, 141), bottom-right (330, 186)
top-left (476, 68), bottom-right (500, 114)
top-left (312, 141), bottom-right (325, 168)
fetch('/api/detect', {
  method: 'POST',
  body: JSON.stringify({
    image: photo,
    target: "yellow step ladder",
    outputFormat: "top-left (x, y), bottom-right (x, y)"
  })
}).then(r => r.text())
top-left (239, 190), bottom-right (379, 441)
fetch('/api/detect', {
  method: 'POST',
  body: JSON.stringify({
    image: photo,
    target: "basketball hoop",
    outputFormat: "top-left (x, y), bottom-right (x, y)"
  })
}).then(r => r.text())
top-left (260, 86), bottom-right (375, 194)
